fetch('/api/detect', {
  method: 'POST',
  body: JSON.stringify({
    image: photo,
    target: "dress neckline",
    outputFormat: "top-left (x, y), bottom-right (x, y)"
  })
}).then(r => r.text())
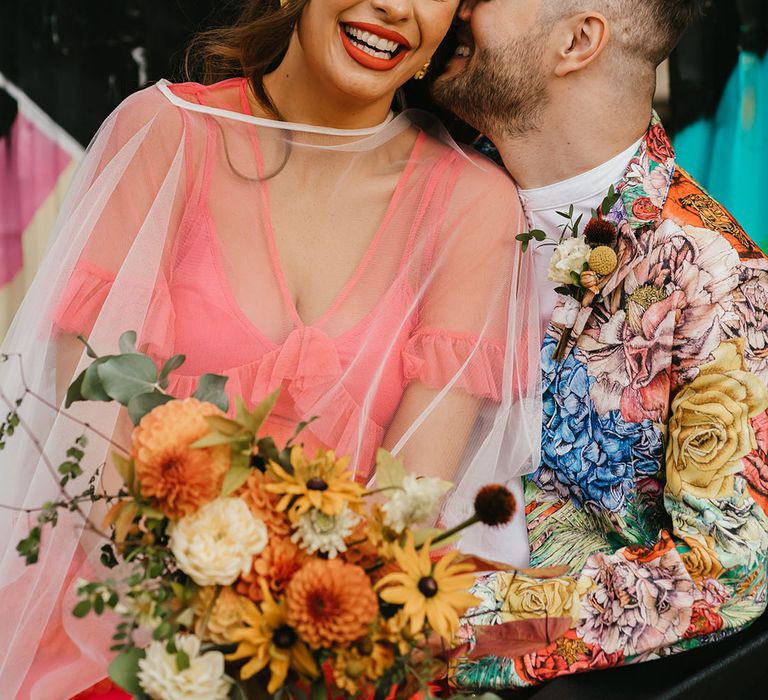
top-left (237, 79), bottom-right (427, 330)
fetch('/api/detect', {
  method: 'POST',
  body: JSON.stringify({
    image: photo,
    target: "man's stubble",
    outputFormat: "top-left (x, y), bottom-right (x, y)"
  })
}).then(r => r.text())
top-left (432, 33), bottom-right (550, 140)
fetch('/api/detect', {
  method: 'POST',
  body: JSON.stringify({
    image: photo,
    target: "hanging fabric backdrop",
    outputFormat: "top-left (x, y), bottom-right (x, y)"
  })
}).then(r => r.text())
top-left (669, 0), bottom-right (767, 245)
top-left (0, 0), bottom-right (223, 341)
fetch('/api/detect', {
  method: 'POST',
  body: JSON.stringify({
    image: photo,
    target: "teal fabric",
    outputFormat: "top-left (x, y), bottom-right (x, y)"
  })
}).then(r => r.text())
top-left (674, 51), bottom-right (768, 247)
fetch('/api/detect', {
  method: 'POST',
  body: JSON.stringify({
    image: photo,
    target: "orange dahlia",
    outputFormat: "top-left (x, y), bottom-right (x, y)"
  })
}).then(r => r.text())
top-left (285, 559), bottom-right (378, 649)
top-left (131, 398), bottom-right (230, 519)
top-left (238, 470), bottom-right (292, 538)
top-left (237, 536), bottom-right (305, 603)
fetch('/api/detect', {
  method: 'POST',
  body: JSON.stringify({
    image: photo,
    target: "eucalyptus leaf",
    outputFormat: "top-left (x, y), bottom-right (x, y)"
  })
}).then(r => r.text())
top-left (65, 369), bottom-right (86, 408)
top-left (158, 354), bottom-right (186, 388)
top-left (221, 465), bottom-right (253, 497)
top-left (108, 647), bottom-right (147, 696)
top-left (193, 374), bottom-right (229, 412)
top-left (127, 391), bottom-right (173, 426)
top-left (118, 331), bottom-right (138, 355)
top-left (530, 229), bottom-right (548, 241)
top-left (82, 359), bottom-right (113, 402)
top-left (98, 354), bottom-right (158, 404)
top-left (521, 240), bottom-right (530, 253)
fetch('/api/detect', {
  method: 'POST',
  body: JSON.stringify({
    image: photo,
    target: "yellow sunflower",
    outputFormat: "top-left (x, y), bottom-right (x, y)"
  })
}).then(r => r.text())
top-left (376, 533), bottom-right (479, 641)
top-left (266, 446), bottom-right (363, 520)
top-left (226, 582), bottom-right (318, 694)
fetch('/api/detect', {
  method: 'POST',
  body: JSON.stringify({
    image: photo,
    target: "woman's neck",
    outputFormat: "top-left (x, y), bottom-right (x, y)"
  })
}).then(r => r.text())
top-left (262, 49), bottom-right (394, 130)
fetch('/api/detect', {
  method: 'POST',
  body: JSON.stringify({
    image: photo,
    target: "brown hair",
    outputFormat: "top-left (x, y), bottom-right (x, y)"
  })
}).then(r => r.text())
top-left (546, 0), bottom-right (701, 67)
top-left (185, 0), bottom-right (310, 117)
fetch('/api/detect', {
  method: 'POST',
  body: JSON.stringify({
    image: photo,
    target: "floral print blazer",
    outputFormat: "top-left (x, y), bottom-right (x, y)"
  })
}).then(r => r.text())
top-left (451, 115), bottom-right (768, 688)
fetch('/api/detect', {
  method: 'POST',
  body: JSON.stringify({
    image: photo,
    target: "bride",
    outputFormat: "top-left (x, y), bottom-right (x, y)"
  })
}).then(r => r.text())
top-left (0, 1), bottom-right (541, 697)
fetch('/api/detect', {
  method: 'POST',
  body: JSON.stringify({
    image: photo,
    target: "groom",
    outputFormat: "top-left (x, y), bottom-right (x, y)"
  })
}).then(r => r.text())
top-left (433, 0), bottom-right (768, 690)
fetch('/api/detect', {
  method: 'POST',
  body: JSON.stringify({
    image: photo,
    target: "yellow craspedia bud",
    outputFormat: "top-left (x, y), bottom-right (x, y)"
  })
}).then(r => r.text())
top-left (589, 246), bottom-right (618, 276)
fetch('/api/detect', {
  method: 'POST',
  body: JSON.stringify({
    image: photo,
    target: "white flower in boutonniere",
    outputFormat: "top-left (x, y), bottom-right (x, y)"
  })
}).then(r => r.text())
top-left (548, 236), bottom-right (593, 285)
top-left (516, 185), bottom-right (623, 362)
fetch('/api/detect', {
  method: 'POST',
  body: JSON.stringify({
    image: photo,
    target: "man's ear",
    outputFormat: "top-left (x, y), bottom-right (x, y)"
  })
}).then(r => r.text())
top-left (553, 12), bottom-right (610, 78)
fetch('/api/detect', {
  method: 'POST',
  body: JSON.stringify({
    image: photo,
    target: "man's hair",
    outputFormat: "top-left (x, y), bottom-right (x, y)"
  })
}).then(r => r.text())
top-left (548, 0), bottom-right (702, 68)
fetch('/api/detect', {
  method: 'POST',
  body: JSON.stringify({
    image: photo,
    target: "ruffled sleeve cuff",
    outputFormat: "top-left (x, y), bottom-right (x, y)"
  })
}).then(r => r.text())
top-left (402, 329), bottom-right (505, 402)
top-left (53, 261), bottom-right (175, 361)
top-left (52, 260), bottom-right (114, 337)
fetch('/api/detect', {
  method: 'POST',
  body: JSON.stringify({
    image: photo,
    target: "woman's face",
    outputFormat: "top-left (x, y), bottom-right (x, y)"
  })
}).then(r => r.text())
top-left (293, 0), bottom-right (459, 105)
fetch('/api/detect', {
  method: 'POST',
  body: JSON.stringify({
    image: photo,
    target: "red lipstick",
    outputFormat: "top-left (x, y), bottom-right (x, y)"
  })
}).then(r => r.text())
top-left (339, 22), bottom-right (412, 72)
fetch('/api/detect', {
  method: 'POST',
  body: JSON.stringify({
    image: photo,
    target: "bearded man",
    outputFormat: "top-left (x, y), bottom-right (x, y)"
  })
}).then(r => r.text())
top-left (433, 0), bottom-right (768, 692)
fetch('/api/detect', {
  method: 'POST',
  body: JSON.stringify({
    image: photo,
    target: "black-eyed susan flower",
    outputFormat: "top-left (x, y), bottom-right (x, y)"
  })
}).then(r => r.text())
top-left (375, 533), bottom-right (479, 641)
top-left (266, 446), bottom-right (363, 520)
top-left (226, 582), bottom-right (318, 694)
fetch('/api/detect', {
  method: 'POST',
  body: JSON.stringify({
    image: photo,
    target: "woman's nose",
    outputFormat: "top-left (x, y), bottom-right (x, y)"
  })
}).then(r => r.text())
top-left (370, 0), bottom-right (414, 23)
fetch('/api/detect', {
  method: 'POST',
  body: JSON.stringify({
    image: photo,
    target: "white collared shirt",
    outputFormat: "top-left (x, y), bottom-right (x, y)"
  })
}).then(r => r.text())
top-left (518, 138), bottom-right (643, 338)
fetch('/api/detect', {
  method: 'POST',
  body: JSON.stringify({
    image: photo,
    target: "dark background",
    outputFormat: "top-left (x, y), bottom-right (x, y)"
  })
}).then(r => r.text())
top-left (3, 0), bottom-right (765, 147)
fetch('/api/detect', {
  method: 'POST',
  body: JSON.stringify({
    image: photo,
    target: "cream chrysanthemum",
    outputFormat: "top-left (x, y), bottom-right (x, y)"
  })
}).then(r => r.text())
top-left (291, 507), bottom-right (359, 557)
top-left (382, 474), bottom-right (451, 533)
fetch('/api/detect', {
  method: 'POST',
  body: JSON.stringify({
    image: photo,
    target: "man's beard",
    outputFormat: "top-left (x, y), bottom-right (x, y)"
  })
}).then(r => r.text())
top-left (432, 35), bottom-right (549, 139)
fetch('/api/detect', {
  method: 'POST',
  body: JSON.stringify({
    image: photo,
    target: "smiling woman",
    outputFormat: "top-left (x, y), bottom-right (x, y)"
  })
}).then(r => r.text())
top-left (0, 1), bottom-right (541, 698)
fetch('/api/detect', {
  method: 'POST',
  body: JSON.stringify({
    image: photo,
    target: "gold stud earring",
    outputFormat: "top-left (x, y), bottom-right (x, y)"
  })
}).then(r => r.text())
top-left (413, 59), bottom-right (431, 80)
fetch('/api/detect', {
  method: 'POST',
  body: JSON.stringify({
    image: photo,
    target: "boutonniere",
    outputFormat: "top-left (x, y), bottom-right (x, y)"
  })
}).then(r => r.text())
top-left (517, 185), bottom-right (622, 362)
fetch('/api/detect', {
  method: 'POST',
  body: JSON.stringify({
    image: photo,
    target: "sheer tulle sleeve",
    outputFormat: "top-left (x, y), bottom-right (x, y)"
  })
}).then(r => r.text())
top-left (0, 86), bottom-right (193, 698)
top-left (402, 330), bottom-right (505, 401)
top-left (51, 86), bottom-right (189, 360)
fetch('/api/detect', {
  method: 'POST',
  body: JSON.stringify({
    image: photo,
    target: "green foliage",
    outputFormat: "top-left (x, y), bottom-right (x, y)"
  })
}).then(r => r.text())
top-left (515, 229), bottom-right (547, 253)
top-left (192, 373), bottom-right (230, 412)
top-left (16, 526), bottom-right (42, 565)
top-left (127, 391), bottom-right (173, 425)
top-left (108, 647), bottom-right (148, 697)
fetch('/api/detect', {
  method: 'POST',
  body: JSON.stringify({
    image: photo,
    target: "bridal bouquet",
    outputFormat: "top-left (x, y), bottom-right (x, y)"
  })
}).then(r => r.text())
top-left (5, 332), bottom-right (521, 700)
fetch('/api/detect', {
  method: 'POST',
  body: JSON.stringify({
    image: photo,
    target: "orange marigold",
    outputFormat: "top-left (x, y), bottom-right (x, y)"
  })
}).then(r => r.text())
top-left (285, 559), bottom-right (378, 649)
top-left (131, 398), bottom-right (230, 519)
top-left (238, 470), bottom-right (292, 539)
top-left (237, 537), bottom-right (305, 603)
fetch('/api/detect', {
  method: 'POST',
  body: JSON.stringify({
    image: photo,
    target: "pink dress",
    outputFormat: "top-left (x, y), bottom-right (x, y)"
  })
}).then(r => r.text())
top-left (24, 78), bottom-right (528, 700)
top-left (54, 78), bottom-right (513, 484)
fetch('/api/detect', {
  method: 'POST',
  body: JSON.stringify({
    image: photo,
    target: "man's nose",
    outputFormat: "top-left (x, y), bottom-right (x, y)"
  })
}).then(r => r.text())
top-left (371, 0), bottom-right (414, 22)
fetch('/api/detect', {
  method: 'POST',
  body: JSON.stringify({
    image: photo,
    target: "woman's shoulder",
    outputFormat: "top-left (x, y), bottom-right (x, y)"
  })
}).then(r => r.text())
top-left (415, 125), bottom-right (517, 198)
top-left (109, 78), bottom-right (249, 130)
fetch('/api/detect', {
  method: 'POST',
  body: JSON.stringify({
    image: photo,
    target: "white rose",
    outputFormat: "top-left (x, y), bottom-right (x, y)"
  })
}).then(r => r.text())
top-left (383, 474), bottom-right (452, 533)
top-left (547, 236), bottom-right (592, 285)
top-left (138, 634), bottom-right (231, 700)
top-left (169, 497), bottom-right (268, 586)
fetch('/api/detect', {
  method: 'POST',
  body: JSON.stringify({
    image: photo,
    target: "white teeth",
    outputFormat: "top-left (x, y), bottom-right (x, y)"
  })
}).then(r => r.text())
top-left (343, 24), bottom-right (402, 58)
top-left (455, 44), bottom-right (472, 57)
